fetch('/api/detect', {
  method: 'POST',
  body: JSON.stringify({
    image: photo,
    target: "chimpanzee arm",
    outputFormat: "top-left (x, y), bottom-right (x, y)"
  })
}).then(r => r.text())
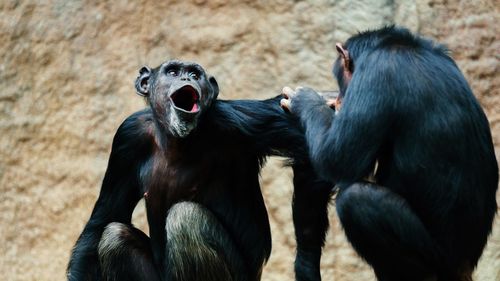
top-left (67, 109), bottom-right (154, 281)
top-left (211, 95), bottom-right (307, 158)
top-left (289, 55), bottom-right (395, 185)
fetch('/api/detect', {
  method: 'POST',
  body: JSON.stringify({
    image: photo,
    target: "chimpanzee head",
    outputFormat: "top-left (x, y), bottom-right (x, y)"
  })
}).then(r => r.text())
top-left (332, 26), bottom-right (423, 109)
top-left (135, 60), bottom-right (219, 138)
top-left (332, 28), bottom-right (389, 97)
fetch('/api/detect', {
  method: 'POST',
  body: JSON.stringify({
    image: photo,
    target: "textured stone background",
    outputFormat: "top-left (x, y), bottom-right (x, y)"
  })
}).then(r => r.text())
top-left (0, 0), bottom-right (498, 280)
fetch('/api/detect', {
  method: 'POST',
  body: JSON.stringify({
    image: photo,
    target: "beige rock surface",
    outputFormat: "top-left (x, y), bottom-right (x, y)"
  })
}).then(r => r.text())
top-left (0, 0), bottom-right (498, 280)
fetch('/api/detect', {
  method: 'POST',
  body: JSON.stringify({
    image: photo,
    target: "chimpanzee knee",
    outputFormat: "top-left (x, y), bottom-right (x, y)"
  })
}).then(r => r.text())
top-left (98, 222), bottom-right (128, 264)
top-left (336, 183), bottom-right (438, 281)
top-left (98, 222), bottom-right (159, 281)
top-left (165, 202), bottom-right (248, 281)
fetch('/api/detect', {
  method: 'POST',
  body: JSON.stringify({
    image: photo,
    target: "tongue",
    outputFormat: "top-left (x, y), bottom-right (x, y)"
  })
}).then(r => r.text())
top-left (191, 103), bottom-right (199, 112)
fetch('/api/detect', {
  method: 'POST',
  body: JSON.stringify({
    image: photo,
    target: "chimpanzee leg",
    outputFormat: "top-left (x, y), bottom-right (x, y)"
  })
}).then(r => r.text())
top-left (98, 223), bottom-right (160, 281)
top-left (292, 163), bottom-right (334, 281)
top-left (164, 201), bottom-right (249, 281)
top-left (336, 182), bottom-right (440, 281)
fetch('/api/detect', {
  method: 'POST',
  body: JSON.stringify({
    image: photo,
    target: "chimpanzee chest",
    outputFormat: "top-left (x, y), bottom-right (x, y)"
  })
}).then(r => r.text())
top-left (146, 138), bottom-right (251, 204)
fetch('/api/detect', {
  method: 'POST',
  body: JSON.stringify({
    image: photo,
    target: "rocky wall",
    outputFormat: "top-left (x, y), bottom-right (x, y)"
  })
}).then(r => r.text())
top-left (0, 0), bottom-right (498, 280)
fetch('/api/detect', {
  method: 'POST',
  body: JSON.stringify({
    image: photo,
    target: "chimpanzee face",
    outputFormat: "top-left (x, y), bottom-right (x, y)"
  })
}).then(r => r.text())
top-left (135, 60), bottom-right (219, 138)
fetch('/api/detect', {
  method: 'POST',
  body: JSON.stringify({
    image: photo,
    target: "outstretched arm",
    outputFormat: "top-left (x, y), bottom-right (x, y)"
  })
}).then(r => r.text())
top-left (210, 95), bottom-right (308, 160)
top-left (67, 109), bottom-right (154, 281)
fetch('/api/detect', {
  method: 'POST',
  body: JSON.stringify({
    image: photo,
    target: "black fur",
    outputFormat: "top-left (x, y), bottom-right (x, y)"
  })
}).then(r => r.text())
top-left (288, 26), bottom-right (498, 281)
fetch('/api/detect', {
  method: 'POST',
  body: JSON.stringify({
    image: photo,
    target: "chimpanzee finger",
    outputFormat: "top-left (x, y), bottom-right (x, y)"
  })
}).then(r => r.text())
top-left (326, 99), bottom-right (336, 109)
top-left (280, 98), bottom-right (292, 113)
top-left (281, 86), bottom-right (296, 99)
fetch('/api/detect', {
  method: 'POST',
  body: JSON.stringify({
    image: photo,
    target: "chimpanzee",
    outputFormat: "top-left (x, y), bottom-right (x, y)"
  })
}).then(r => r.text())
top-left (281, 26), bottom-right (498, 281)
top-left (67, 60), bottom-right (332, 281)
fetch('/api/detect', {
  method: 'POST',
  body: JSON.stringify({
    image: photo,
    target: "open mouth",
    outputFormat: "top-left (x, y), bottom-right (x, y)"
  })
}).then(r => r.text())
top-left (170, 85), bottom-right (200, 113)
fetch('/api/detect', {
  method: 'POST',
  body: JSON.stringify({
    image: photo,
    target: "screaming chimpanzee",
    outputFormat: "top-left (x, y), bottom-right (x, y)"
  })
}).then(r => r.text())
top-left (281, 26), bottom-right (498, 281)
top-left (67, 60), bottom-right (332, 281)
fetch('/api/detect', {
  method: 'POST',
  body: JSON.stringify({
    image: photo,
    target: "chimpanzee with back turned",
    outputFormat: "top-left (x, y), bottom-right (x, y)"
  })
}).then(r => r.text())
top-left (67, 60), bottom-right (333, 281)
top-left (281, 26), bottom-right (498, 281)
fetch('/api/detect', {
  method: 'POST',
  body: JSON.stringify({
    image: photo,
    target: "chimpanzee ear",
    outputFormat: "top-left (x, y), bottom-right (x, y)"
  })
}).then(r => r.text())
top-left (135, 66), bottom-right (152, 97)
top-left (208, 76), bottom-right (219, 99)
top-left (336, 43), bottom-right (352, 72)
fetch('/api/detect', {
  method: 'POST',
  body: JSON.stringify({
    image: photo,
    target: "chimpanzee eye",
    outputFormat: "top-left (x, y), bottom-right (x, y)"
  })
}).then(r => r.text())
top-left (167, 69), bottom-right (178, 76)
top-left (189, 72), bottom-right (199, 80)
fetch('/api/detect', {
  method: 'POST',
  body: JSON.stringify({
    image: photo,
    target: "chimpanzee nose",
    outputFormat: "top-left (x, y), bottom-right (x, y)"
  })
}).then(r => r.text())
top-left (181, 76), bottom-right (190, 81)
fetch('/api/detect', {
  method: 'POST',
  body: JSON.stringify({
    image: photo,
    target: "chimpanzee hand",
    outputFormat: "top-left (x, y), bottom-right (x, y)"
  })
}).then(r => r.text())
top-left (280, 86), bottom-right (335, 115)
